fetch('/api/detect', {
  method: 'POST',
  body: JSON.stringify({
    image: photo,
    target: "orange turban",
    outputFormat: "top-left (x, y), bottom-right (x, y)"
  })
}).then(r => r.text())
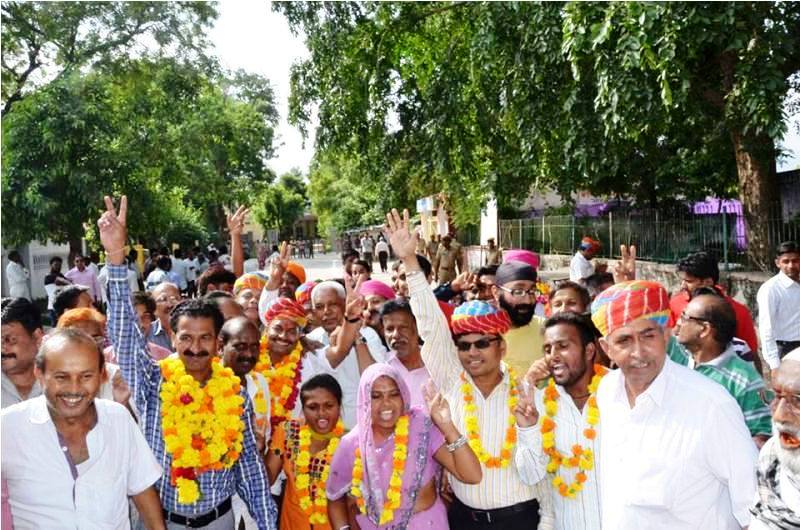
top-left (286, 261), bottom-right (306, 284)
top-left (264, 297), bottom-right (307, 326)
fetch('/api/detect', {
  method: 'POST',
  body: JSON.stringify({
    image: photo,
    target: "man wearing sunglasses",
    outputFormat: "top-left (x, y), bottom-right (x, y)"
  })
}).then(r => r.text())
top-left (750, 348), bottom-right (800, 529)
top-left (385, 208), bottom-right (553, 530)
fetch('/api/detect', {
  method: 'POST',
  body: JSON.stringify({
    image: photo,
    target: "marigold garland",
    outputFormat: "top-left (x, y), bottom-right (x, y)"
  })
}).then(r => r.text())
top-left (296, 419), bottom-right (345, 524)
top-left (256, 335), bottom-right (304, 426)
top-left (460, 366), bottom-right (518, 469)
top-left (351, 415), bottom-right (409, 525)
top-left (248, 373), bottom-right (269, 433)
top-left (160, 357), bottom-right (245, 504)
top-left (541, 364), bottom-right (607, 499)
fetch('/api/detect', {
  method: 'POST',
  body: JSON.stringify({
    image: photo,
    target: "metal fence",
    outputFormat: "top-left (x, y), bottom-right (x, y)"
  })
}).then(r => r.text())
top-left (499, 207), bottom-right (799, 268)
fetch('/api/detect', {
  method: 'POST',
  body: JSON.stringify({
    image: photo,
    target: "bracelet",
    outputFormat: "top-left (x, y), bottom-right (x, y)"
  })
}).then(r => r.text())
top-left (345, 316), bottom-right (361, 324)
top-left (446, 435), bottom-right (468, 453)
top-left (339, 526), bottom-right (351, 530)
top-left (106, 248), bottom-right (126, 256)
top-left (405, 269), bottom-right (423, 277)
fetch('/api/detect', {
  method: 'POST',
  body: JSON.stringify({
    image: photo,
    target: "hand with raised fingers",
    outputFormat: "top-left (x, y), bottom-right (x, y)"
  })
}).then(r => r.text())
top-left (384, 208), bottom-right (418, 260)
top-left (451, 271), bottom-right (477, 293)
top-left (265, 241), bottom-right (292, 291)
top-left (97, 195), bottom-right (128, 265)
top-left (111, 370), bottom-right (131, 405)
top-left (226, 205), bottom-right (250, 237)
top-left (423, 380), bottom-right (453, 428)
top-left (613, 244), bottom-right (637, 283)
top-left (514, 379), bottom-right (539, 428)
top-left (344, 274), bottom-right (367, 323)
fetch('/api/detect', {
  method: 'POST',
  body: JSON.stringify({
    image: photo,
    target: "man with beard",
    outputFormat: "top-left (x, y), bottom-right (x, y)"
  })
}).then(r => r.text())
top-left (592, 280), bottom-right (757, 529)
top-left (1, 328), bottom-right (165, 529)
top-left (522, 311), bottom-right (604, 529)
top-left (100, 195), bottom-right (278, 530)
top-left (380, 298), bottom-right (430, 409)
top-left (750, 348), bottom-right (800, 529)
top-left (492, 259), bottom-right (545, 376)
top-left (2, 298), bottom-right (44, 408)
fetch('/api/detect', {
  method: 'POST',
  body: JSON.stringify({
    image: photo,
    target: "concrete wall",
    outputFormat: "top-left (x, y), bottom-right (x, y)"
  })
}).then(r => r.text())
top-left (2, 241), bottom-right (71, 301)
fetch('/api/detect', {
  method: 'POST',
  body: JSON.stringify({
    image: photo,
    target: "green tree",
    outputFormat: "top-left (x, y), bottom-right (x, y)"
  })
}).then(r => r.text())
top-left (252, 176), bottom-right (307, 239)
top-left (1, 1), bottom-right (217, 116)
top-left (277, 2), bottom-right (800, 269)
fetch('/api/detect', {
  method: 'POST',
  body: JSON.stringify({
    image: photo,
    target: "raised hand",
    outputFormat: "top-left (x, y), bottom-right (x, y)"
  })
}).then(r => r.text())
top-left (613, 244), bottom-right (637, 283)
top-left (524, 358), bottom-right (551, 388)
top-left (384, 208), bottom-right (418, 260)
top-left (451, 271), bottom-right (477, 293)
top-left (111, 370), bottom-right (131, 405)
top-left (344, 274), bottom-right (367, 323)
top-left (265, 241), bottom-right (292, 291)
top-left (97, 195), bottom-right (128, 265)
top-left (226, 205), bottom-right (249, 237)
top-left (514, 379), bottom-right (539, 428)
top-left (424, 384), bottom-right (454, 428)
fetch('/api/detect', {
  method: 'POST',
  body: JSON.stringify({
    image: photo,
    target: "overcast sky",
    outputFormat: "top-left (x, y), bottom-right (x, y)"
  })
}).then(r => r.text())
top-left (209, 2), bottom-right (799, 175)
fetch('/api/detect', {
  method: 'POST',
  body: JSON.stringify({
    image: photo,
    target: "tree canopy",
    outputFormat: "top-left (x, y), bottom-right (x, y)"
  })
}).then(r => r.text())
top-left (251, 169), bottom-right (309, 239)
top-left (277, 1), bottom-right (800, 268)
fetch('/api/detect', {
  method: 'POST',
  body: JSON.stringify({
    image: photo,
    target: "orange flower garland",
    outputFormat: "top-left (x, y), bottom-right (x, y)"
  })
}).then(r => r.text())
top-left (351, 415), bottom-right (409, 525)
top-left (256, 335), bottom-right (304, 424)
top-left (460, 367), bottom-right (518, 468)
top-left (296, 419), bottom-right (345, 524)
top-left (541, 364), bottom-right (607, 499)
top-left (159, 357), bottom-right (245, 504)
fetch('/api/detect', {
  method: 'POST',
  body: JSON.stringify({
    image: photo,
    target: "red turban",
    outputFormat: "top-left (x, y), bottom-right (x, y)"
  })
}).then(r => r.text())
top-left (264, 297), bottom-right (307, 326)
top-left (450, 300), bottom-right (512, 336)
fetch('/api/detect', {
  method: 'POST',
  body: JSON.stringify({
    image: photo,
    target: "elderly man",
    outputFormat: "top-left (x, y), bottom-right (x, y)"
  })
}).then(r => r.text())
top-left (750, 348), bottom-right (800, 528)
top-left (379, 298), bottom-right (431, 409)
top-left (2, 298), bottom-right (44, 408)
top-left (757, 241), bottom-right (800, 375)
top-left (387, 208), bottom-right (553, 530)
top-left (569, 237), bottom-right (601, 283)
top-left (592, 280), bottom-right (757, 529)
top-left (65, 254), bottom-right (102, 303)
top-left (1, 328), bottom-right (164, 529)
top-left (673, 292), bottom-right (772, 446)
top-left (100, 195), bottom-right (278, 530)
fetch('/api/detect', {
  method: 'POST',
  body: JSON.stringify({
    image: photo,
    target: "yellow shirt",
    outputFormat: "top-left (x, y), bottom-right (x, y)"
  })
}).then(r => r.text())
top-left (502, 317), bottom-right (545, 376)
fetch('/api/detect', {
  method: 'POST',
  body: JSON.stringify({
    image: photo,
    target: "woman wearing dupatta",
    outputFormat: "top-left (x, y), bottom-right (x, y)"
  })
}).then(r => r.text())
top-left (326, 364), bottom-right (482, 530)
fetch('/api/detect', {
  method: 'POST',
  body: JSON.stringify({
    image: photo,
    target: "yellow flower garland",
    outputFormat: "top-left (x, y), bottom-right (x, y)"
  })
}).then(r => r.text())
top-left (159, 357), bottom-right (245, 504)
top-left (296, 419), bottom-right (345, 524)
top-left (460, 366), bottom-right (518, 468)
top-left (351, 415), bottom-right (409, 525)
top-left (541, 364), bottom-right (607, 499)
top-left (256, 335), bottom-right (304, 423)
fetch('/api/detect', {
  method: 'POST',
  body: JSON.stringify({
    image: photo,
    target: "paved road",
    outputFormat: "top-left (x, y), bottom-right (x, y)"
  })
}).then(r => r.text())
top-left (288, 253), bottom-right (394, 285)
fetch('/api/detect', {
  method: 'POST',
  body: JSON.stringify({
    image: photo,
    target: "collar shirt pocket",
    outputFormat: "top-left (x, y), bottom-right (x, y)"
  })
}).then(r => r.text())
top-left (76, 473), bottom-right (127, 529)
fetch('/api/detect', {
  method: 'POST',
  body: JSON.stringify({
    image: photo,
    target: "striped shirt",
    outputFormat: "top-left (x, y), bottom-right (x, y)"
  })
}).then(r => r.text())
top-left (106, 265), bottom-right (278, 530)
top-left (530, 384), bottom-right (601, 530)
top-left (669, 341), bottom-right (772, 437)
top-left (407, 271), bottom-right (554, 527)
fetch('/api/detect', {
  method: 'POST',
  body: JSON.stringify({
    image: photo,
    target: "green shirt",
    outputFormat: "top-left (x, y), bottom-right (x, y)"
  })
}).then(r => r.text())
top-left (669, 338), bottom-right (772, 437)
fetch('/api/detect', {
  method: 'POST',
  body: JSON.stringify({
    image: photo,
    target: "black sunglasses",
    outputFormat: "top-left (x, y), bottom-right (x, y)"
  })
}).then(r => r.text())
top-left (455, 337), bottom-right (500, 352)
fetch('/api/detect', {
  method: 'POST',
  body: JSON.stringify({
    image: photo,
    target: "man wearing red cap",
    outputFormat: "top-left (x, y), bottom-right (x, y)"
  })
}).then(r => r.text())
top-left (570, 237), bottom-right (601, 283)
top-left (591, 280), bottom-right (757, 529)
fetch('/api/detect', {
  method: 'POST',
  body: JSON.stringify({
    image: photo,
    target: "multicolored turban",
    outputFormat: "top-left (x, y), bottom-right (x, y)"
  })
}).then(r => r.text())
top-left (451, 300), bottom-right (512, 337)
top-left (357, 280), bottom-right (396, 301)
top-left (295, 281), bottom-right (318, 306)
top-left (579, 236), bottom-right (602, 252)
top-left (264, 297), bottom-right (307, 326)
top-left (503, 249), bottom-right (540, 270)
top-left (233, 272), bottom-right (269, 295)
top-left (286, 261), bottom-right (306, 284)
top-left (590, 280), bottom-right (670, 337)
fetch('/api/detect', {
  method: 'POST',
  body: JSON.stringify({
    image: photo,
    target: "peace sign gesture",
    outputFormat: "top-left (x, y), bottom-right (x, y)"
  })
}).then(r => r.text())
top-left (265, 241), bottom-right (292, 291)
top-left (226, 205), bottom-right (250, 237)
top-left (513, 379), bottom-right (539, 428)
top-left (613, 244), bottom-right (637, 283)
top-left (344, 273), bottom-right (367, 321)
top-left (98, 195), bottom-right (128, 266)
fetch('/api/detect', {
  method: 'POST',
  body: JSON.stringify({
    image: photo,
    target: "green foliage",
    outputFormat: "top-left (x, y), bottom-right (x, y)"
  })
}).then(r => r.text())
top-left (251, 171), bottom-right (308, 238)
top-left (1, 57), bottom-right (278, 251)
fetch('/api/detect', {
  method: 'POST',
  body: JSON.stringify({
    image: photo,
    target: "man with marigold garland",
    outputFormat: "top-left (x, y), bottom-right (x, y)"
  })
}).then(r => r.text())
top-left (385, 208), bottom-right (554, 530)
top-left (99, 196), bottom-right (278, 530)
top-left (525, 311), bottom-right (605, 530)
top-left (591, 279), bottom-right (757, 529)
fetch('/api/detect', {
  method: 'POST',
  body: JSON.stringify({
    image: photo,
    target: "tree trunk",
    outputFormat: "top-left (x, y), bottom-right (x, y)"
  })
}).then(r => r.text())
top-left (68, 236), bottom-right (83, 266)
top-left (730, 129), bottom-right (779, 272)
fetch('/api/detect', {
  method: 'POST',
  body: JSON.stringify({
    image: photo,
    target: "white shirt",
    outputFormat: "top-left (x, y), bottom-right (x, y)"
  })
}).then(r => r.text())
top-left (530, 384), bottom-right (601, 530)
top-left (243, 258), bottom-right (260, 274)
top-left (307, 325), bottom-right (388, 430)
top-left (597, 359), bottom-right (758, 530)
top-left (6, 261), bottom-right (30, 299)
top-left (98, 267), bottom-right (139, 302)
top-left (375, 241), bottom-right (389, 254)
top-left (756, 271), bottom-right (800, 369)
top-left (170, 257), bottom-right (187, 290)
top-left (184, 258), bottom-right (198, 282)
top-left (569, 252), bottom-right (594, 282)
top-left (1, 396), bottom-right (161, 529)
top-left (144, 269), bottom-right (168, 291)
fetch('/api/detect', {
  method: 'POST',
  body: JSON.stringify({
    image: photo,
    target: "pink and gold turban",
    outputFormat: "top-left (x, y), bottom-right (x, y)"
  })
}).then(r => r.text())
top-left (590, 280), bottom-right (670, 337)
top-left (264, 297), bottom-right (307, 326)
top-left (451, 300), bottom-right (512, 337)
top-left (295, 281), bottom-right (318, 306)
top-left (233, 272), bottom-right (269, 295)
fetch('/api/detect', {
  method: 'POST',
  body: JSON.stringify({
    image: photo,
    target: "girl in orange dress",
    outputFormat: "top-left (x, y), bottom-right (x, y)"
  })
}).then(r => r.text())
top-left (267, 374), bottom-right (344, 530)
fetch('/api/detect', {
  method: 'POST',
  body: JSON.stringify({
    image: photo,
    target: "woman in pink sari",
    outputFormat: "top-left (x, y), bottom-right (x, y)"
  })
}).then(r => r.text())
top-left (327, 363), bottom-right (481, 529)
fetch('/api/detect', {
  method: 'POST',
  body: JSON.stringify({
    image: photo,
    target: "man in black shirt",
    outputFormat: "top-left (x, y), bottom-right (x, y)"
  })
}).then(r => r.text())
top-left (44, 257), bottom-right (72, 325)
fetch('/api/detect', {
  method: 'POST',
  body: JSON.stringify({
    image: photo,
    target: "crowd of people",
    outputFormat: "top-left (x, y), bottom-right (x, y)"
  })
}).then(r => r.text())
top-left (1, 195), bottom-right (799, 530)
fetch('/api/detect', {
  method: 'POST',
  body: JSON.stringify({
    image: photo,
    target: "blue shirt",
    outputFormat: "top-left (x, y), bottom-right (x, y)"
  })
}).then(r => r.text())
top-left (106, 264), bottom-right (277, 529)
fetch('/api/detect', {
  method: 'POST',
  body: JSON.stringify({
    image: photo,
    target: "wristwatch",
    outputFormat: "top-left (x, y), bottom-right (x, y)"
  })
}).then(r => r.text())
top-left (346, 315), bottom-right (361, 324)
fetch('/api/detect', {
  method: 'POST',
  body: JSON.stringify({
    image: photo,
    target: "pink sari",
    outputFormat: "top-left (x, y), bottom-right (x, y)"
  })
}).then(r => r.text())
top-left (326, 364), bottom-right (446, 529)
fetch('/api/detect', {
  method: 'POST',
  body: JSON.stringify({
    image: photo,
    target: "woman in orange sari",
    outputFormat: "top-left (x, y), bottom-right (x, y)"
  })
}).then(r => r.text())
top-left (267, 374), bottom-right (345, 530)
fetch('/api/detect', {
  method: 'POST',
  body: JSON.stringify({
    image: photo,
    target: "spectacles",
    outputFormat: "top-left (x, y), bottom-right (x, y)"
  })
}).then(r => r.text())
top-left (156, 296), bottom-right (181, 304)
top-left (760, 388), bottom-right (800, 411)
top-left (678, 311), bottom-right (709, 324)
top-left (455, 337), bottom-right (500, 352)
top-left (498, 286), bottom-right (536, 298)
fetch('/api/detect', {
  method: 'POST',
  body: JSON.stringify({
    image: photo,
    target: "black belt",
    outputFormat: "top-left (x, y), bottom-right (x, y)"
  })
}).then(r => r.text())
top-left (164, 497), bottom-right (231, 528)
top-left (777, 340), bottom-right (800, 358)
top-left (452, 497), bottom-right (540, 524)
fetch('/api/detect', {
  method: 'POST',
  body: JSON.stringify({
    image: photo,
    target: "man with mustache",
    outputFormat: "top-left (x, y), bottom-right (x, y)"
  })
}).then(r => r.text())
top-left (1, 328), bottom-right (164, 529)
top-left (100, 195), bottom-right (277, 530)
top-left (1, 297), bottom-right (44, 409)
top-left (750, 347), bottom-right (800, 528)
top-left (380, 298), bottom-right (430, 409)
top-left (491, 255), bottom-right (546, 376)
